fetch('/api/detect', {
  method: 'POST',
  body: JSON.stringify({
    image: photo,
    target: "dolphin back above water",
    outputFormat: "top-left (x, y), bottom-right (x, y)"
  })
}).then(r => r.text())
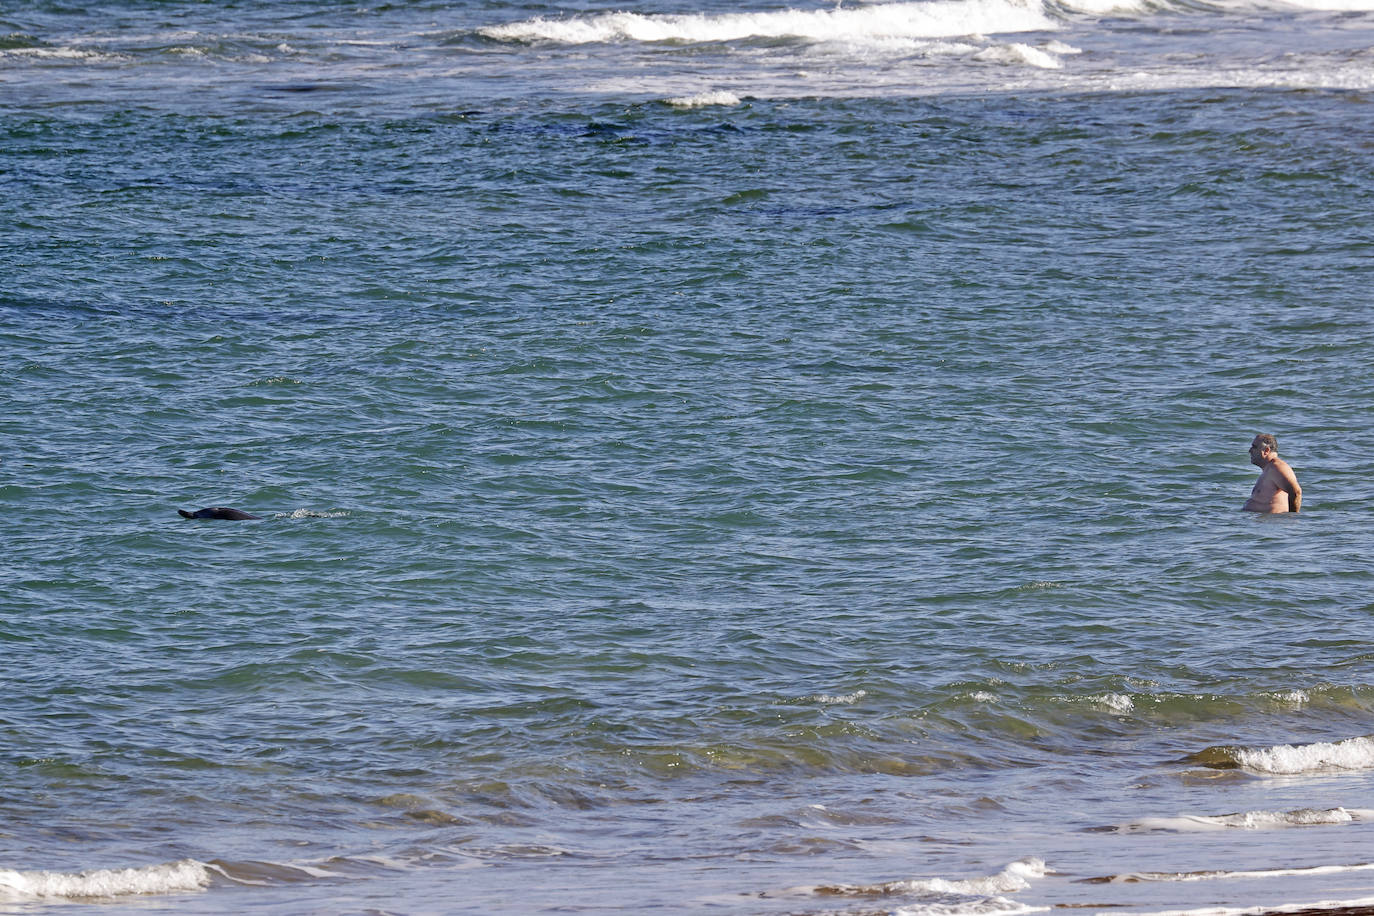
top-left (178, 507), bottom-right (262, 520)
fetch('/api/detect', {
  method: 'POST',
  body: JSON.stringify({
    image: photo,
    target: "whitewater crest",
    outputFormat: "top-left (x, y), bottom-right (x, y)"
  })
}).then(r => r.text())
top-left (478, 0), bottom-right (1059, 46)
top-left (892, 900), bottom-right (1047, 916)
top-left (806, 689), bottom-right (869, 705)
top-left (0, 860), bottom-right (212, 900)
top-left (972, 41), bottom-right (1062, 69)
top-left (1106, 807), bottom-right (1369, 833)
top-left (1187, 735), bottom-right (1374, 774)
top-left (815, 857), bottom-right (1048, 900)
top-left (666, 90), bottom-right (743, 108)
top-left (1081, 861), bottom-right (1374, 887)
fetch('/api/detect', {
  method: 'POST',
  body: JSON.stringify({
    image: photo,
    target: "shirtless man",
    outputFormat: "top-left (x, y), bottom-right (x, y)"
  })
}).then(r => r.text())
top-left (1243, 434), bottom-right (1301, 513)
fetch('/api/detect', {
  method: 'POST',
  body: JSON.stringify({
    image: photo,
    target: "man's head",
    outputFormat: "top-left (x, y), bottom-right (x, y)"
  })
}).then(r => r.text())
top-left (1250, 433), bottom-right (1278, 466)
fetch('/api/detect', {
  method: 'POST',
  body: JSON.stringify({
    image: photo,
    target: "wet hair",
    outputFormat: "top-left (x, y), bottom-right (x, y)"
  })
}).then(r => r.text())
top-left (1255, 433), bottom-right (1277, 453)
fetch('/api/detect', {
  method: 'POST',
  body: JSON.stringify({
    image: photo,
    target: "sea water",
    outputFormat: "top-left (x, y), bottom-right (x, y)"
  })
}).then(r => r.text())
top-left (2, 0), bottom-right (1374, 913)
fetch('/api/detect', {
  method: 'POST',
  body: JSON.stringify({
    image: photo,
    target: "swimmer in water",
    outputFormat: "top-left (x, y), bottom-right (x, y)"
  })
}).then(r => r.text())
top-left (1243, 434), bottom-right (1301, 513)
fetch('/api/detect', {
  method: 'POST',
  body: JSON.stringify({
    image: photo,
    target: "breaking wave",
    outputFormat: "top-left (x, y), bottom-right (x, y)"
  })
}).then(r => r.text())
top-left (0, 860), bottom-right (212, 901)
top-left (1186, 736), bottom-right (1374, 775)
top-left (1104, 807), bottom-right (1371, 833)
top-left (666, 90), bottom-right (743, 108)
top-left (1081, 861), bottom-right (1374, 885)
top-left (478, 0), bottom-right (1060, 46)
top-left (816, 857), bottom-right (1048, 897)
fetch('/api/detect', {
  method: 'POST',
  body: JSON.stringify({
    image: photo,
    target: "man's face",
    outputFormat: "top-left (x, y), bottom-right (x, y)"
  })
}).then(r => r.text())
top-left (1249, 438), bottom-right (1270, 467)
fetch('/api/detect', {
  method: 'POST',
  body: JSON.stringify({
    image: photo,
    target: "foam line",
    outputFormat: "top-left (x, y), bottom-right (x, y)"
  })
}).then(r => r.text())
top-left (817, 857), bottom-right (1048, 897)
top-left (0, 860), bottom-right (212, 900)
top-left (1128, 895), bottom-right (1374, 916)
top-left (1115, 807), bottom-right (1365, 833)
top-left (479, 0), bottom-right (1059, 46)
top-left (1088, 862), bottom-right (1374, 886)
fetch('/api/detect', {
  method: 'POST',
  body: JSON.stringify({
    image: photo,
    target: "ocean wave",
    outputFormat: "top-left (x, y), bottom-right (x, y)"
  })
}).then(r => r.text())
top-left (210, 855), bottom-right (389, 886)
top-left (971, 41), bottom-right (1063, 69)
top-left (1105, 806), bottom-right (1368, 833)
top-left (0, 31), bottom-right (302, 67)
top-left (1090, 692), bottom-right (1135, 713)
top-left (893, 898), bottom-right (1048, 916)
top-left (666, 90), bottom-right (743, 108)
top-left (1264, 689), bottom-right (1311, 706)
top-left (1187, 735), bottom-right (1374, 774)
top-left (478, 0), bottom-right (1059, 46)
top-left (816, 857), bottom-right (1048, 898)
top-left (1050, 0), bottom-right (1153, 14)
top-left (805, 689), bottom-right (869, 705)
top-left (0, 860), bottom-right (211, 900)
top-left (1082, 861), bottom-right (1374, 885)
top-left (1254, 0), bottom-right (1374, 9)
top-left (0, 46), bottom-right (126, 63)
top-left (1057, 0), bottom-right (1373, 11)
top-left (1126, 896), bottom-right (1374, 916)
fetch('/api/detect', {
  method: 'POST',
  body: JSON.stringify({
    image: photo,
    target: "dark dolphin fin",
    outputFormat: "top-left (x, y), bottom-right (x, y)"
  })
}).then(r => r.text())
top-left (208, 507), bottom-right (261, 520)
top-left (179, 507), bottom-right (261, 520)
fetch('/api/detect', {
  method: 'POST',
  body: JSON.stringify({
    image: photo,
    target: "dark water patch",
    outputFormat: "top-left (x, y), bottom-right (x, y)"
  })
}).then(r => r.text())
top-left (255, 83), bottom-right (337, 94)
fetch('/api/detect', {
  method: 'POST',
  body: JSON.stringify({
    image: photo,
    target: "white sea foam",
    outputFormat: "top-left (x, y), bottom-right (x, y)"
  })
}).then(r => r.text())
top-left (893, 898), bottom-right (1048, 916)
top-left (1266, 689), bottom-right (1310, 706)
top-left (1270, 0), bottom-right (1374, 9)
top-left (0, 860), bottom-right (211, 900)
top-left (77, 29), bottom-right (201, 45)
top-left (479, 0), bottom-right (1058, 46)
top-left (972, 41), bottom-right (1062, 68)
top-left (1235, 735), bottom-right (1374, 774)
top-left (1093, 693), bottom-right (1135, 713)
top-left (1058, 693), bottom-right (1135, 713)
top-left (0, 46), bottom-right (123, 62)
top-left (808, 689), bottom-right (868, 704)
top-left (936, 857), bottom-right (1047, 896)
top-left (1129, 896), bottom-right (1374, 916)
top-left (1117, 807), bottom-right (1361, 833)
top-left (820, 857), bottom-right (1048, 898)
top-left (666, 90), bottom-right (742, 108)
top-left (275, 509), bottom-right (350, 519)
top-left (1015, 580), bottom-right (1061, 591)
top-left (1055, 0), bottom-right (1152, 14)
top-left (1097, 861), bottom-right (1374, 885)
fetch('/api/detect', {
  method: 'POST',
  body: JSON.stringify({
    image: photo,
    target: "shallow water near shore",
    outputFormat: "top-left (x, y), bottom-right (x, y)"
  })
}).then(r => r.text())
top-left (3, 0), bottom-right (1374, 912)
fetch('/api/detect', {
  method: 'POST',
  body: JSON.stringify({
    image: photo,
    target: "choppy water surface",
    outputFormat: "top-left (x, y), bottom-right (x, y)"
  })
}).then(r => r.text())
top-left (3, 0), bottom-right (1374, 912)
